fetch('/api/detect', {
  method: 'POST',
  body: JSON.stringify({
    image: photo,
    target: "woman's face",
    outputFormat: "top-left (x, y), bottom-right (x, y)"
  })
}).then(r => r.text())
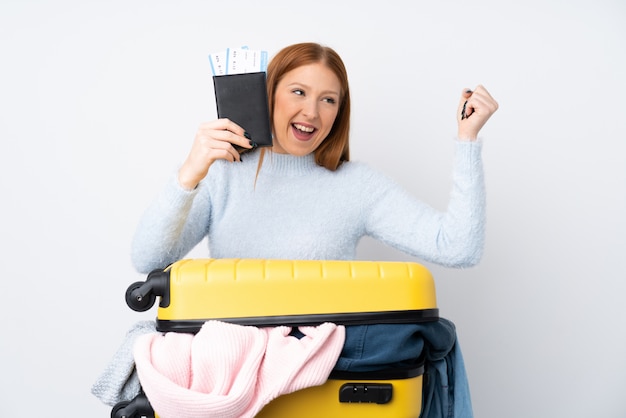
top-left (271, 62), bottom-right (342, 156)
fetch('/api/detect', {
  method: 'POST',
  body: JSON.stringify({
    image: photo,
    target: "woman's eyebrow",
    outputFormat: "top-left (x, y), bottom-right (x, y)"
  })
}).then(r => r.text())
top-left (286, 82), bottom-right (340, 96)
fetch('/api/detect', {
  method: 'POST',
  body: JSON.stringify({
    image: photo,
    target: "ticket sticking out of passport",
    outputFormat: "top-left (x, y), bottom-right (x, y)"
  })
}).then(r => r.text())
top-left (210, 47), bottom-right (272, 149)
top-left (209, 47), bottom-right (268, 76)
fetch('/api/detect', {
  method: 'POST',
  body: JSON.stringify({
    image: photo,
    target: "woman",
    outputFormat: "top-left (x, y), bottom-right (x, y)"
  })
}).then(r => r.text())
top-left (129, 42), bottom-right (498, 416)
top-left (131, 42), bottom-right (498, 274)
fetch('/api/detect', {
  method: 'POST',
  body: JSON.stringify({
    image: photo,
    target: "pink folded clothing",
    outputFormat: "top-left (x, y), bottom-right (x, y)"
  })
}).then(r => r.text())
top-left (133, 321), bottom-right (345, 418)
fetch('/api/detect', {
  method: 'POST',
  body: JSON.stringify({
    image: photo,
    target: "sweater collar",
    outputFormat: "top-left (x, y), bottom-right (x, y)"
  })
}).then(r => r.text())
top-left (258, 150), bottom-right (320, 176)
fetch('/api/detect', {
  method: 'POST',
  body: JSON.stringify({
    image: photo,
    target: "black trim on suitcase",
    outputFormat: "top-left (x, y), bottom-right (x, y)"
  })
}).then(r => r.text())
top-left (329, 362), bottom-right (425, 381)
top-left (155, 308), bottom-right (439, 333)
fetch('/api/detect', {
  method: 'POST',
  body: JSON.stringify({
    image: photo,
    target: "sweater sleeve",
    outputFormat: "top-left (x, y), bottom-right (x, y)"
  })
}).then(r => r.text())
top-left (130, 173), bottom-right (212, 273)
top-left (363, 140), bottom-right (486, 268)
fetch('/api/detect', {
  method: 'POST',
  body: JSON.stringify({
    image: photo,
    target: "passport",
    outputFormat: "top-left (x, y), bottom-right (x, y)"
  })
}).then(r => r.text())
top-left (213, 72), bottom-right (273, 150)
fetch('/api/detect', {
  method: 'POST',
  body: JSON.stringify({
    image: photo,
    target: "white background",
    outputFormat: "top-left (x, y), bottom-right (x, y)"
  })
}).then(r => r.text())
top-left (1, 0), bottom-right (625, 416)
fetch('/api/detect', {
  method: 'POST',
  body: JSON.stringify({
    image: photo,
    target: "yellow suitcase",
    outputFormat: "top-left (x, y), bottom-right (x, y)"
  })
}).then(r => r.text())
top-left (114, 258), bottom-right (438, 418)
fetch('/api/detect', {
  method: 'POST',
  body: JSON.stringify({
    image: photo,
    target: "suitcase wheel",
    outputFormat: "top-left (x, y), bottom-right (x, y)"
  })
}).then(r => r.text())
top-left (110, 400), bottom-right (130, 418)
top-left (111, 393), bottom-right (154, 418)
top-left (125, 281), bottom-right (157, 312)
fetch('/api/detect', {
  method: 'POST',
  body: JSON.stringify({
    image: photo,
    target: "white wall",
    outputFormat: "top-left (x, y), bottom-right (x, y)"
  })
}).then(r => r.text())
top-left (1, 0), bottom-right (624, 416)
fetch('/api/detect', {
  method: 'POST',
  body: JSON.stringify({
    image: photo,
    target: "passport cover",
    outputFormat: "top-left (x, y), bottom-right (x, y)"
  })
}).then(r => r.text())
top-left (213, 72), bottom-right (273, 150)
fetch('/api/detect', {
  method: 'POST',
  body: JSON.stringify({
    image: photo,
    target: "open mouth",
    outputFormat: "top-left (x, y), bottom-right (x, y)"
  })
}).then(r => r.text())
top-left (292, 123), bottom-right (316, 141)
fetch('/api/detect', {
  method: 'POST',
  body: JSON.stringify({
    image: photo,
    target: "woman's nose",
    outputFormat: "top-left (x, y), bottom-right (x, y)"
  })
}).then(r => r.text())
top-left (301, 99), bottom-right (319, 119)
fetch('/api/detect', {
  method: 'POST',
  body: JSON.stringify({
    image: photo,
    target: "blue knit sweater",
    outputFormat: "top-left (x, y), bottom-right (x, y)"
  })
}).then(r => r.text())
top-left (131, 140), bottom-right (485, 273)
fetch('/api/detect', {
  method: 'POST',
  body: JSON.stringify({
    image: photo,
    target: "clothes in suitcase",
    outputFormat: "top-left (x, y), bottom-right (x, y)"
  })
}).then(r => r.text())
top-left (113, 258), bottom-right (439, 418)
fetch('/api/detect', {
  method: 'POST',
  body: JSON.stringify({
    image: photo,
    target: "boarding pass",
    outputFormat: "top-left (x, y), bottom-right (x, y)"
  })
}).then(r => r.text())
top-left (209, 46), bottom-right (269, 76)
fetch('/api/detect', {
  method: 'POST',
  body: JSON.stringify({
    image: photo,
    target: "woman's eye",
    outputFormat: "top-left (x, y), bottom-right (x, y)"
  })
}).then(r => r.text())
top-left (323, 97), bottom-right (337, 104)
top-left (292, 89), bottom-right (304, 96)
